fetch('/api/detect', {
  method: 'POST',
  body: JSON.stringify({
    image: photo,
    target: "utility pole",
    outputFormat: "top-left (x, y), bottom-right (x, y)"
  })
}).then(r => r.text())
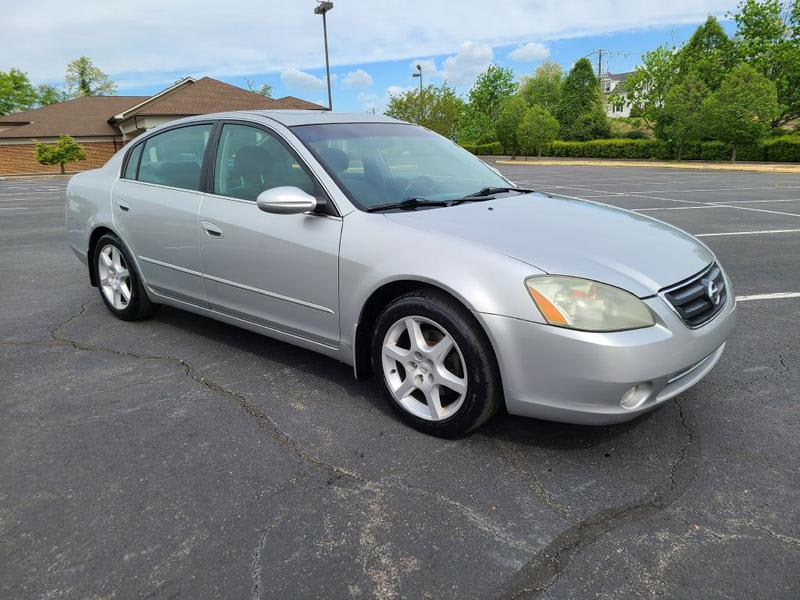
top-left (597, 49), bottom-right (604, 80)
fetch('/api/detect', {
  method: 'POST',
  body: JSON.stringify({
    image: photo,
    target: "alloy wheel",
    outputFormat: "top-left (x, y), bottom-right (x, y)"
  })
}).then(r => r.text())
top-left (98, 244), bottom-right (132, 310)
top-left (381, 315), bottom-right (468, 421)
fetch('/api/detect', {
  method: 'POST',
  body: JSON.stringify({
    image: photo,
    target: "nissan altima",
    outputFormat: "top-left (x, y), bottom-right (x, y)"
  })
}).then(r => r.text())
top-left (66, 111), bottom-right (736, 436)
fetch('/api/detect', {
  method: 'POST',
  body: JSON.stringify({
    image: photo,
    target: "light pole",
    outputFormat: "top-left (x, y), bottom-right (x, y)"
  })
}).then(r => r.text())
top-left (314, 1), bottom-right (334, 111)
top-left (412, 63), bottom-right (422, 93)
top-left (412, 63), bottom-right (423, 122)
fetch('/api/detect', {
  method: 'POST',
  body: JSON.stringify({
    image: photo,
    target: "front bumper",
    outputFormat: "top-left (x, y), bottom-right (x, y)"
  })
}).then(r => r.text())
top-left (477, 289), bottom-right (736, 425)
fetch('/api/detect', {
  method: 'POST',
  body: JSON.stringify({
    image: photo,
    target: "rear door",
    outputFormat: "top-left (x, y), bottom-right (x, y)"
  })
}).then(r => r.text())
top-left (112, 123), bottom-right (214, 304)
top-left (198, 122), bottom-right (342, 346)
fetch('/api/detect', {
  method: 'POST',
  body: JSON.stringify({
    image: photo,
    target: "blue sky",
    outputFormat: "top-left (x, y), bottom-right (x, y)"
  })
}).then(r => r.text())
top-left (215, 22), bottom-right (738, 112)
top-left (3, 1), bottom-right (739, 112)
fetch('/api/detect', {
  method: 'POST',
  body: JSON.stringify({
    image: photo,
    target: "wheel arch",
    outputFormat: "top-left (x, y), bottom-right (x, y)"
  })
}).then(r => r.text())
top-left (352, 279), bottom-right (502, 387)
top-left (87, 226), bottom-right (116, 287)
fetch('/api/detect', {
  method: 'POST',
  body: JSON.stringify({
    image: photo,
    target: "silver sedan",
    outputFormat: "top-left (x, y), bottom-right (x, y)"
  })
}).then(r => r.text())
top-left (66, 110), bottom-right (736, 436)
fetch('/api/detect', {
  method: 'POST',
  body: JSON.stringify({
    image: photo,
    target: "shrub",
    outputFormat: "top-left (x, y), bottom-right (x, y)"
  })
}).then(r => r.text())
top-left (699, 141), bottom-right (729, 161)
top-left (461, 141), bottom-right (503, 155)
top-left (463, 135), bottom-right (800, 162)
top-left (762, 136), bottom-right (800, 162)
top-left (548, 138), bottom-right (670, 159)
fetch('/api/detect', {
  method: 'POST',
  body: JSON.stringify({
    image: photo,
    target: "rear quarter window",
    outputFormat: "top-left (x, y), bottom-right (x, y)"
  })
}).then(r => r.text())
top-left (135, 124), bottom-right (213, 191)
top-left (123, 143), bottom-right (143, 179)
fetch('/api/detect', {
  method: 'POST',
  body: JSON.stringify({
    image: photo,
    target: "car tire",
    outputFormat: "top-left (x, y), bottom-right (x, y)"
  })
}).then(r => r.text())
top-left (93, 233), bottom-right (158, 321)
top-left (371, 289), bottom-right (502, 437)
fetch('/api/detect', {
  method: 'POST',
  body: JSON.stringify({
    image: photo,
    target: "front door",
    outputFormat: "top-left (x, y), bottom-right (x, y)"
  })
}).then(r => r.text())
top-left (112, 123), bottom-right (214, 304)
top-left (198, 122), bottom-right (341, 346)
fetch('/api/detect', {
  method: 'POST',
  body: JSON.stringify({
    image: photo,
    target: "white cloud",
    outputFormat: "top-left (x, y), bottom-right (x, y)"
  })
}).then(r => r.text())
top-left (407, 43), bottom-right (494, 88)
top-left (342, 68), bottom-right (373, 87)
top-left (280, 68), bottom-right (325, 90)
top-left (508, 42), bottom-right (550, 62)
top-left (0, 1), bottom-right (738, 83)
top-left (440, 41), bottom-right (494, 86)
top-left (386, 85), bottom-right (414, 97)
top-left (357, 92), bottom-right (380, 112)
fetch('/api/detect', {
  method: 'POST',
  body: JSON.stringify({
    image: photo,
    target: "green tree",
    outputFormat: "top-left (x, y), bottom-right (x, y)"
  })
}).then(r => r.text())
top-left (556, 58), bottom-right (603, 140)
top-left (0, 68), bottom-right (38, 115)
top-left (385, 84), bottom-right (464, 138)
top-left (246, 79), bottom-right (274, 98)
top-left (34, 135), bottom-right (87, 173)
top-left (466, 65), bottom-right (516, 121)
top-left (675, 16), bottom-right (736, 90)
top-left (36, 83), bottom-right (64, 107)
top-left (732, 0), bottom-right (800, 126)
top-left (702, 63), bottom-right (779, 161)
top-left (661, 74), bottom-right (710, 159)
top-left (570, 107), bottom-right (611, 141)
top-left (65, 57), bottom-right (116, 97)
top-left (518, 61), bottom-right (563, 114)
top-left (624, 46), bottom-right (680, 129)
top-left (457, 104), bottom-right (495, 144)
top-left (495, 95), bottom-right (528, 158)
top-left (517, 106), bottom-right (559, 158)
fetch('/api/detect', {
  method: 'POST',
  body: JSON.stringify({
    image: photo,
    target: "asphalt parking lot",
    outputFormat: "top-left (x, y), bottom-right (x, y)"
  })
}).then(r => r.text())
top-left (1, 166), bottom-right (798, 599)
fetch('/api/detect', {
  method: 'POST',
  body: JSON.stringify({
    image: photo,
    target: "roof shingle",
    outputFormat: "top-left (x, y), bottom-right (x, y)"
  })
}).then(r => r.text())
top-left (0, 96), bottom-right (148, 139)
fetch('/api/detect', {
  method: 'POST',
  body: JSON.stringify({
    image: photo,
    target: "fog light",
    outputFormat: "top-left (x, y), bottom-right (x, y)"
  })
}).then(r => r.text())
top-left (620, 384), bottom-right (651, 410)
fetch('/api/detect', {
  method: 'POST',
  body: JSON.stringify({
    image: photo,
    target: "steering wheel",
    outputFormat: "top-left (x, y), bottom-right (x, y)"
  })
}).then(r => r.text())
top-left (401, 175), bottom-right (437, 199)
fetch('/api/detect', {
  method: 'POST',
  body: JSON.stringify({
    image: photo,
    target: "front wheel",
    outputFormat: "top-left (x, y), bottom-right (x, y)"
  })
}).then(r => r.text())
top-left (371, 290), bottom-right (502, 437)
top-left (93, 233), bottom-right (158, 321)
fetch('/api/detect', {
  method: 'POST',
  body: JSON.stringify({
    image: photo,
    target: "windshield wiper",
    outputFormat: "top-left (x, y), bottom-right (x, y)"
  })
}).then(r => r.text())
top-left (450, 186), bottom-right (535, 205)
top-left (457, 186), bottom-right (535, 200)
top-left (365, 198), bottom-right (451, 212)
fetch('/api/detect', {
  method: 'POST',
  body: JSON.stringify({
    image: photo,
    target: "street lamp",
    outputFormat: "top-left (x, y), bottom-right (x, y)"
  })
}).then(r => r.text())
top-left (412, 63), bottom-right (423, 122)
top-left (412, 63), bottom-right (422, 93)
top-left (313, 1), bottom-right (334, 111)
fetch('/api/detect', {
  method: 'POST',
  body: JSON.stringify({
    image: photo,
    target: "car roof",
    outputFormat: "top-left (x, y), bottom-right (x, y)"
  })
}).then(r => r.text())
top-left (134, 110), bottom-right (412, 142)
top-left (245, 110), bottom-right (404, 127)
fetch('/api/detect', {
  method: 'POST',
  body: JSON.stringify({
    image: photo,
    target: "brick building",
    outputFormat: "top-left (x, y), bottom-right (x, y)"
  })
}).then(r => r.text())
top-left (0, 77), bottom-right (325, 175)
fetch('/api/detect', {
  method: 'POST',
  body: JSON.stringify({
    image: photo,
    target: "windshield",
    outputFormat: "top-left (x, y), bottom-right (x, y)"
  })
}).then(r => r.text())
top-left (291, 122), bottom-right (511, 210)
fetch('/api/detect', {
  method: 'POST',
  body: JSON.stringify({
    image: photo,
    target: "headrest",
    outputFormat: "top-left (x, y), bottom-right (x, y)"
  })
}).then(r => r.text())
top-left (317, 147), bottom-right (349, 174)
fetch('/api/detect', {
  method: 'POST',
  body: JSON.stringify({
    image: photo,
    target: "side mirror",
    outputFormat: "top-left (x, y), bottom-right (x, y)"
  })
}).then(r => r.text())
top-left (256, 186), bottom-right (317, 215)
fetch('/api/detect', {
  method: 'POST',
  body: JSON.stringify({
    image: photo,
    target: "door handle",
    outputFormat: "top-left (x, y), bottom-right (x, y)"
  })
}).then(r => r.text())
top-left (201, 220), bottom-right (224, 238)
top-left (117, 200), bottom-right (130, 212)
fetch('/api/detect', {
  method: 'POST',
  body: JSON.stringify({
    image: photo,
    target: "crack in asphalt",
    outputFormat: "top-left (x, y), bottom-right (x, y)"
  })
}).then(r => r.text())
top-left (38, 301), bottom-right (367, 488)
top-left (250, 527), bottom-right (270, 600)
top-left (5, 301), bottom-right (741, 598)
top-left (491, 438), bottom-right (572, 520)
top-left (21, 301), bottom-right (546, 594)
top-left (496, 400), bottom-right (696, 599)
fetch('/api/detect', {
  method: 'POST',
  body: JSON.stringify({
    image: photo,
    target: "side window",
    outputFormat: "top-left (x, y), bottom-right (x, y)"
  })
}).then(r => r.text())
top-left (137, 124), bottom-right (213, 191)
top-left (213, 123), bottom-right (315, 201)
top-left (123, 143), bottom-right (143, 179)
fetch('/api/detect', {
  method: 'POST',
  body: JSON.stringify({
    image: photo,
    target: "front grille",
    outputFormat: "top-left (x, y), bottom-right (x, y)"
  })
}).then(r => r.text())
top-left (662, 262), bottom-right (727, 328)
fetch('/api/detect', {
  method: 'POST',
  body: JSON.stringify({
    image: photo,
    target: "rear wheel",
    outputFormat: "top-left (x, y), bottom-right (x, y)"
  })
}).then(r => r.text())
top-left (93, 233), bottom-right (158, 321)
top-left (371, 290), bottom-right (502, 437)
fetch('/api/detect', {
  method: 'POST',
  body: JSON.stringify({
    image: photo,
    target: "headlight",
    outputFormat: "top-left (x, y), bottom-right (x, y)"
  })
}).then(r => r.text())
top-left (525, 276), bottom-right (655, 332)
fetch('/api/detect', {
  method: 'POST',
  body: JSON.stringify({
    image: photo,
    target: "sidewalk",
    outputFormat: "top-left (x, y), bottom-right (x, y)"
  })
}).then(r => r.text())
top-left (491, 156), bottom-right (800, 174)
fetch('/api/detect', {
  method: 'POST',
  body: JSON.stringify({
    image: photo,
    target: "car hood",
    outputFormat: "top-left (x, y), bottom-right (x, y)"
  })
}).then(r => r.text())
top-left (386, 193), bottom-right (714, 297)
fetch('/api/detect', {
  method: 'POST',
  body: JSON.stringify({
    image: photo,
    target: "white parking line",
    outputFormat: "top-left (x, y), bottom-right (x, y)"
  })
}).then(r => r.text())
top-left (619, 192), bottom-right (800, 217)
top-left (708, 198), bottom-right (800, 204)
top-left (723, 204), bottom-right (800, 218)
top-left (695, 228), bottom-right (800, 237)
top-left (736, 292), bottom-right (800, 302)
top-left (634, 205), bottom-right (728, 212)
top-left (0, 207), bottom-right (30, 211)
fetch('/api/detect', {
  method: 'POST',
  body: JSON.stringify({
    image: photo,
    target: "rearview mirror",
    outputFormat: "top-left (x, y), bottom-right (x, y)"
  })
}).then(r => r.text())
top-left (256, 186), bottom-right (317, 215)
